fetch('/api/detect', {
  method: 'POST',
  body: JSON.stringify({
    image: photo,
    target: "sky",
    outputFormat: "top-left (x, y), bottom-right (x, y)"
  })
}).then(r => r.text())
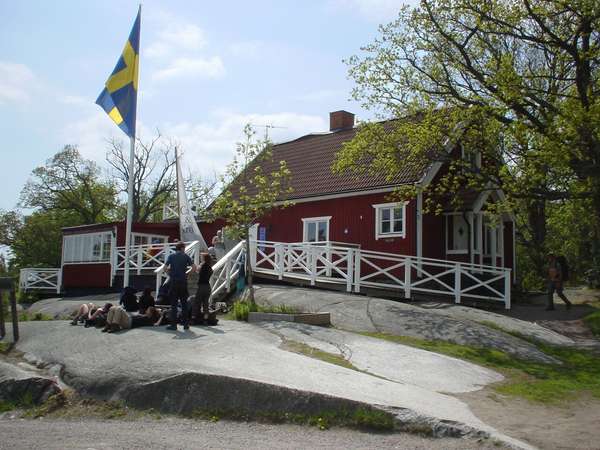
top-left (0, 0), bottom-right (414, 211)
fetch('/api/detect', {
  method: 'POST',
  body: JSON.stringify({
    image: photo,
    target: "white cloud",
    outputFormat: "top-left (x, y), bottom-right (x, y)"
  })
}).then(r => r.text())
top-left (327, 0), bottom-right (416, 22)
top-left (0, 61), bottom-right (37, 104)
top-left (152, 56), bottom-right (225, 82)
top-left (146, 23), bottom-right (206, 59)
top-left (143, 11), bottom-right (224, 84)
top-left (164, 110), bottom-right (328, 177)
top-left (61, 108), bottom-right (327, 183)
top-left (61, 111), bottom-right (124, 162)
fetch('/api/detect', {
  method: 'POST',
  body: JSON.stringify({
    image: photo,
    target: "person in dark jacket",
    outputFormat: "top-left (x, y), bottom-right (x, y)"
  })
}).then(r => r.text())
top-left (138, 287), bottom-right (155, 314)
top-left (191, 252), bottom-right (213, 324)
top-left (120, 286), bottom-right (139, 312)
top-left (165, 241), bottom-right (196, 330)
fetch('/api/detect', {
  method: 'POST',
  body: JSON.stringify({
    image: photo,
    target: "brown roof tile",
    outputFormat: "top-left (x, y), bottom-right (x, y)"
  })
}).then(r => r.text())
top-left (235, 124), bottom-right (431, 201)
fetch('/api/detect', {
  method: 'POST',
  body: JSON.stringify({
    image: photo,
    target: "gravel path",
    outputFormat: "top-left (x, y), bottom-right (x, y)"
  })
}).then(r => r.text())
top-left (0, 417), bottom-right (508, 450)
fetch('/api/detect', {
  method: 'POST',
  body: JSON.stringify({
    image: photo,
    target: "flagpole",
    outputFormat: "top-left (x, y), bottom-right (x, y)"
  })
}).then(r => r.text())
top-left (123, 136), bottom-right (135, 288)
top-left (124, 4), bottom-right (141, 288)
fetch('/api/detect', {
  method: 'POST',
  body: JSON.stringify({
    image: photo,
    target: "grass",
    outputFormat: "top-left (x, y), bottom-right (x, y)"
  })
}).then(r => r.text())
top-left (190, 407), bottom-right (395, 431)
top-left (2, 387), bottom-right (395, 432)
top-left (583, 310), bottom-right (600, 337)
top-left (227, 301), bottom-right (301, 321)
top-left (281, 340), bottom-right (356, 371)
top-left (360, 331), bottom-right (600, 404)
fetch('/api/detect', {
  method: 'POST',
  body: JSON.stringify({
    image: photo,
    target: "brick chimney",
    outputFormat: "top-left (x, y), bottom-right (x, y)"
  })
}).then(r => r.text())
top-left (329, 110), bottom-right (355, 132)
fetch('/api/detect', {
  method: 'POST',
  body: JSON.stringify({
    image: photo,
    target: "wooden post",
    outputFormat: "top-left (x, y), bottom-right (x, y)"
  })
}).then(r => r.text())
top-left (354, 249), bottom-right (361, 293)
top-left (404, 257), bottom-right (412, 299)
top-left (455, 264), bottom-right (461, 304)
top-left (0, 290), bottom-right (5, 340)
top-left (275, 244), bottom-right (284, 280)
top-left (310, 247), bottom-right (317, 286)
top-left (504, 269), bottom-right (511, 309)
top-left (10, 287), bottom-right (18, 342)
top-left (346, 249), bottom-right (353, 292)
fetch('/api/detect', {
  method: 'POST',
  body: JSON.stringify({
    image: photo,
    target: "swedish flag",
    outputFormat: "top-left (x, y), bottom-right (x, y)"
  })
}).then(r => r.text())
top-left (96, 8), bottom-right (140, 138)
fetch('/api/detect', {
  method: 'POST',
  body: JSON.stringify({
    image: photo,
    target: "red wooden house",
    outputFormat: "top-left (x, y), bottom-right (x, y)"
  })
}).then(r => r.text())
top-left (200, 110), bottom-right (515, 276)
top-left (24, 110), bottom-right (514, 303)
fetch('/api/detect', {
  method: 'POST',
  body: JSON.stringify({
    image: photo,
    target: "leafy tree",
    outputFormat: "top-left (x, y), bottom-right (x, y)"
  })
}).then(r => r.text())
top-left (336, 0), bottom-right (600, 284)
top-left (211, 125), bottom-right (293, 303)
top-left (20, 146), bottom-right (117, 224)
top-left (0, 209), bottom-right (80, 269)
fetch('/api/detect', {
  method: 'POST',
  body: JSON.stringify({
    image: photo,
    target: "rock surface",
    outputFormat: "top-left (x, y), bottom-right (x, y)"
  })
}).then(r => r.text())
top-left (0, 360), bottom-right (61, 405)
top-left (12, 321), bottom-right (533, 449)
top-left (253, 285), bottom-right (560, 363)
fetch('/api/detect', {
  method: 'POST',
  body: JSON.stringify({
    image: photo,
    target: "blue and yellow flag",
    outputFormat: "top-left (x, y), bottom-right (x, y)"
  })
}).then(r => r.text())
top-left (96, 8), bottom-right (140, 138)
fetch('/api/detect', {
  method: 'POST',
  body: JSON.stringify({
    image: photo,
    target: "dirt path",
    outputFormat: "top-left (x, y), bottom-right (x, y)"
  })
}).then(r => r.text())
top-left (458, 389), bottom-right (600, 450)
top-left (0, 416), bottom-right (508, 450)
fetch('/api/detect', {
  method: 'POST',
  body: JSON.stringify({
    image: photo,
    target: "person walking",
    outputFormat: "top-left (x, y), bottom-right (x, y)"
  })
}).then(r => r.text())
top-left (546, 253), bottom-right (572, 311)
top-left (165, 241), bottom-right (196, 330)
top-left (191, 252), bottom-right (213, 324)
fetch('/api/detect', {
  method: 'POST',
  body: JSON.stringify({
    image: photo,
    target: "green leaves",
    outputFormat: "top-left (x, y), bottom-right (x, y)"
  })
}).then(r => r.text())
top-left (210, 125), bottom-right (293, 240)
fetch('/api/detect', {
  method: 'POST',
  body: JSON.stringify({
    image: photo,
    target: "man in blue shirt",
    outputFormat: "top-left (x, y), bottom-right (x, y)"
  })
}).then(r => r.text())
top-left (165, 241), bottom-right (196, 330)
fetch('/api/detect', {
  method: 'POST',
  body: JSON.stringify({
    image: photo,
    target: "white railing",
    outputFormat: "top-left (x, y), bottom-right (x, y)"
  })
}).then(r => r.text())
top-left (113, 242), bottom-right (181, 277)
top-left (154, 241), bottom-right (202, 294)
top-left (251, 240), bottom-right (512, 309)
top-left (209, 241), bottom-right (246, 302)
top-left (162, 203), bottom-right (179, 221)
top-left (19, 268), bottom-right (62, 294)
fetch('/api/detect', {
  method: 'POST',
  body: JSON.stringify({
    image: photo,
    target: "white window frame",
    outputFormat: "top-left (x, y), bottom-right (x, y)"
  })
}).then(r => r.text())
top-left (132, 232), bottom-right (169, 246)
top-left (301, 216), bottom-right (331, 243)
top-left (62, 231), bottom-right (113, 264)
top-left (373, 202), bottom-right (407, 240)
top-left (444, 212), bottom-right (469, 255)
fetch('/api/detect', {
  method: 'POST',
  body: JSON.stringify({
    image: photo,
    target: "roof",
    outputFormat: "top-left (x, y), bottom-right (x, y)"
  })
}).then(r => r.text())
top-left (231, 122), bottom-right (432, 202)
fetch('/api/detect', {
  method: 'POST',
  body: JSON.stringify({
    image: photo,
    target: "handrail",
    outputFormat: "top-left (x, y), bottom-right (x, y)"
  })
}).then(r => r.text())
top-left (251, 239), bottom-right (511, 308)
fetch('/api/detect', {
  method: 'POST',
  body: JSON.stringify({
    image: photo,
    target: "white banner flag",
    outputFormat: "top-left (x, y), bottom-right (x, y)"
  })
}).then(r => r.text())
top-left (176, 150), bottom-right (208, 250)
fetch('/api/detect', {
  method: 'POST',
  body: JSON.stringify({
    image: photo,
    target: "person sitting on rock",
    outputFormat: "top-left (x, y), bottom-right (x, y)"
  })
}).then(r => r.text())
top-left (138, 287), bottom-right (155, 314)
top-left (102, 306), bottom-right (163, 333)
top-left (70, 302), bottom-right (97, 325)
top-left (119, 286), bottom-right (139, 312)
top-left (84, 303), bottom-right (113, 328)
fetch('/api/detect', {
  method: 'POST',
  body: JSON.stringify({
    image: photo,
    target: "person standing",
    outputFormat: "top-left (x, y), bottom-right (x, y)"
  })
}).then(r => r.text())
top-left (191, 252), bottom-right (213, 324)
top-left (547, 253), bottom-right (572, 311)
top-left (165, 241), bottom-right (196, 330)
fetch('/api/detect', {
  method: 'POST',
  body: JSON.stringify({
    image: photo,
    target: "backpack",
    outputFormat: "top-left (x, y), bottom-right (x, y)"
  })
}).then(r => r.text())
top-left (557, 255), bottom-right (570, 281)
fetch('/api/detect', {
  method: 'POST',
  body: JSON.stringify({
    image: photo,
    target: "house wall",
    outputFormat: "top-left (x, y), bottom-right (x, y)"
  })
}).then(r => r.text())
top-left (115, 222), bottom-right (179, 246)
top-left (249, 192), bottom-right (418, 255)
top-left (62, 263), bottom-right (112, 288)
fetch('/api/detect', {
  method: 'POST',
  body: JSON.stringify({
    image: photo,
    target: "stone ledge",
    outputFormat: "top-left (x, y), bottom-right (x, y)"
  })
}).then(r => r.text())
top-left (248, 312), bottom-right (331, 326)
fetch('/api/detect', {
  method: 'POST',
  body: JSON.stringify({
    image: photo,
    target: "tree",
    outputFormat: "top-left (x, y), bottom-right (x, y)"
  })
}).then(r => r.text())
top-left (0, 209), bottom-right (80, 269)
top-left (337, 0), bottom-right (600, 284)
top-left (20, 146), bottom-right (117, 224)
top-left (210, 125), bottom-right (293, 303)
top-left (106, 132), bottom-right (177, 223)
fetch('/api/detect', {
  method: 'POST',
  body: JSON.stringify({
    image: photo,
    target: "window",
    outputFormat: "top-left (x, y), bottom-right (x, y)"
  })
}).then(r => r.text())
top-left (302, 217), bottom-right (331, 243)
top-left (445, 214), bottom-right (469, 254)
top-left (373, 202), bottom-right (406, 239)
top-left (63, 232), bottom-right (113, 263)
top-left (132, 233), bottom-right (168, 246)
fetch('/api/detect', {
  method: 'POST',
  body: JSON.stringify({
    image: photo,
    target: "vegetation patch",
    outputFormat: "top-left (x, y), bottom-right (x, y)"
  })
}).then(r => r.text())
top-left (583, 310), bottom-right (600, 337)
top-left (190, 406), bottom-right (395, 431)
top-left (360, 332), bottom-right (600, 404)
top-left (227, 301), bottom-right (300, 321)
top-left (281, 340), bottom-right (356, 371)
